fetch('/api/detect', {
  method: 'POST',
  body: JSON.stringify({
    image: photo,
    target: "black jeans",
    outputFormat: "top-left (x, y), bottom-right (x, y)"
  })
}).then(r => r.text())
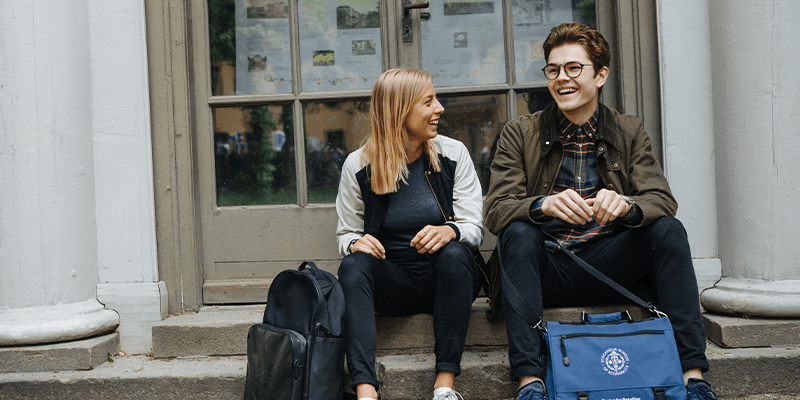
top-left (338, 241), bottom-right (479, 391)
top-left (499, 217), bottom-right (709, 381)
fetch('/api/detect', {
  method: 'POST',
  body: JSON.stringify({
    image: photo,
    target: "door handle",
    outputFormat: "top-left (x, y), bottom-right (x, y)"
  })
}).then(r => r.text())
top-left (402, 1), bottom-right (430, 43)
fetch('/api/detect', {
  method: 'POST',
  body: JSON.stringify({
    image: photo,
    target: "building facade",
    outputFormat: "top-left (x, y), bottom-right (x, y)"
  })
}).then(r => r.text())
top-left (1, 0), bottom-right (798, 354)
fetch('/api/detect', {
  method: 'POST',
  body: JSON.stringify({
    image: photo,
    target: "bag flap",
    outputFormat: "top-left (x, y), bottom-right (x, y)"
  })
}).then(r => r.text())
top-left (545, 317), bottom-right (684, 393)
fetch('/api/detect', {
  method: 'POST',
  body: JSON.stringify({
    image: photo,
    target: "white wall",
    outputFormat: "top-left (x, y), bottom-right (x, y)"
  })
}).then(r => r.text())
top-left (89, 0), bottom-right (158, 284)
top-left (656, 0), bottom-right (721, 289)
top-left (89, 0), bottom-right (166, 353)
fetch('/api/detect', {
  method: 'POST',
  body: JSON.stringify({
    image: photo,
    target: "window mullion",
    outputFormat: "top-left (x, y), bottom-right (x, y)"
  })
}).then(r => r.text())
top-left (293, 98), bottom-right (308, 207)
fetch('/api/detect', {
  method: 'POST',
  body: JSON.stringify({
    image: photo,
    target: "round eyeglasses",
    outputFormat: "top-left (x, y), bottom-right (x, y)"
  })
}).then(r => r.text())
top-left (541, 62), bottom-right (594, 80)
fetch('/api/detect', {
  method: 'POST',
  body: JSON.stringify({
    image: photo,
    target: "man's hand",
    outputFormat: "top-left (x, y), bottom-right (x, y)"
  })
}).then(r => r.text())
top-left (410, 225), bottom-right (456, 254)
top-left (350, 234), bottom-right (386, 259)
top-left (585, 189), bottom-right (631, 225)
top-left (542, 189), bottom-right (594, 225)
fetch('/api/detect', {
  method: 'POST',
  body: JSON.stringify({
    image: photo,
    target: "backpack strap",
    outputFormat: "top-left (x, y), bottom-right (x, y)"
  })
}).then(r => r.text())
top-left (298, 260), bottom-right (335, 335)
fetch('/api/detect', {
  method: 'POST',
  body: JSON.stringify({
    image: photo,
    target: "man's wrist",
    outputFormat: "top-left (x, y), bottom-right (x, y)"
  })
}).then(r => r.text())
top-left (619, 195), bottom-right (635, 217)
top-left (530, 197), bottom-right (552, 222)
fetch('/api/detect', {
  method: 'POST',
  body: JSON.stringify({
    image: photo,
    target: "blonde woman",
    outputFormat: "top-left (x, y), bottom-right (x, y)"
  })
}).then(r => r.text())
top-left (336, 68), bottom-right (484, 400)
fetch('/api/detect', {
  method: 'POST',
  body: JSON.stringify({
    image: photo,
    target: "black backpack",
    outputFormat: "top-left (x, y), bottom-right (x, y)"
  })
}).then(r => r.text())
top-left (243, 261), bottom-right (346, 400)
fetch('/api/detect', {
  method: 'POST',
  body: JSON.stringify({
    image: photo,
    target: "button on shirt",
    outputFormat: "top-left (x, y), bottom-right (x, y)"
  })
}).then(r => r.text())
top-left (531, 108), bottom-right (640, 248)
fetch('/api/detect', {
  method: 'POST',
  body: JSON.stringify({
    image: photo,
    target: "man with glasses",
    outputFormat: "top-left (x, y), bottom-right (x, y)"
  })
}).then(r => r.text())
top-left (484, 22), bottom-right (718, 400)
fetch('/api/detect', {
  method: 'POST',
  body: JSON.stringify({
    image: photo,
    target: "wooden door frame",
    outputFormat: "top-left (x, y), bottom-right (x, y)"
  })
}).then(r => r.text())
top-left (146, 0), bottom-right (662, 313)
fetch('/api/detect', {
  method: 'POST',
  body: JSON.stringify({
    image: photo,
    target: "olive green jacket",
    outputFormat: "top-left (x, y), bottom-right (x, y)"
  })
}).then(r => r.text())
top-left (484, 102), bottom-right (677, 236)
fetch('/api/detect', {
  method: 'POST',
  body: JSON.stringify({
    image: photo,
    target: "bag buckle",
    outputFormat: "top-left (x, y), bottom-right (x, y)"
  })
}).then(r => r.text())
top-left (531, 316), bottom-right (546, 334)
top-left (647, 303), bottom-right (668, 319)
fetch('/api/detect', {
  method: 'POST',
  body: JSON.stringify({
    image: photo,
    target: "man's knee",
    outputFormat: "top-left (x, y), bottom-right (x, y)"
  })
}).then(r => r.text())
top-left (644, 217), bottom-right (689, 249)
top-left (501, 221), bottom-right (544, 245)
top-left (499, 221), bottom-right (545, 263)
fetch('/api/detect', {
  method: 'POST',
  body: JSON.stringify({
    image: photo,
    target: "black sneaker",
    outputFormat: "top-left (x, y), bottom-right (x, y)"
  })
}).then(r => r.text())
top-left (517, 380), bottom-right (547, 400)
top-left (686, 378), bottom-right (718, 400)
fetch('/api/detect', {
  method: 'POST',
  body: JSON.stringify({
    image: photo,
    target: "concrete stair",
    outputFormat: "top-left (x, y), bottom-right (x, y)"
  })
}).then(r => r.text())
top-left (2, 300), bottom-right (799, 399)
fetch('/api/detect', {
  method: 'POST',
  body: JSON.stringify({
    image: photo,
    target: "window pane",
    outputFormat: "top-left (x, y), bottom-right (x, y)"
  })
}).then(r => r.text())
top-left (421, 0), bottom-right (506, 87)
top-left (208, 0), bottom-right (293, 95)
top-left (438, 93), bottom-right (507, 194)
top-left (513, 0), bottom-right (597, 83)
top-left (214, 105), bottom-right (297, 205)
top-left (515, 89), bottom-right (553, 117)
top-left (298, 0), bottom-right (383, 92)
top-left (303, 100), bottom-right (370, 203)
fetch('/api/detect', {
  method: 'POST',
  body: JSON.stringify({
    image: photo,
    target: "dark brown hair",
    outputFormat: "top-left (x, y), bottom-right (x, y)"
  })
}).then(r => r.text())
top-left (543, 22), bottom-right (610, 76)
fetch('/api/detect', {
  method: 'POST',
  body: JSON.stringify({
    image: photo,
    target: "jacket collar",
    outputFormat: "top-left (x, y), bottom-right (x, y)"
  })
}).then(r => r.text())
top-left (595, 103), bottom-right (622, 151)
top-left (539, 102), bottom-right (621, 157)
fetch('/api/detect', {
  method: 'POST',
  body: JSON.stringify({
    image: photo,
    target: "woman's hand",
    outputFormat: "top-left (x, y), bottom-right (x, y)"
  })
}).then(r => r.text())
top-left (410, 225), bottom-right (456, 254)
top-left (350, 234), bottom-right (386, 259)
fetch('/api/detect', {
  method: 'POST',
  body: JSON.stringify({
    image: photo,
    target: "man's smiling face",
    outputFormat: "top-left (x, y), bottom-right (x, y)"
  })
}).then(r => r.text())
top-left (546, 43), bottom-right (608, 125)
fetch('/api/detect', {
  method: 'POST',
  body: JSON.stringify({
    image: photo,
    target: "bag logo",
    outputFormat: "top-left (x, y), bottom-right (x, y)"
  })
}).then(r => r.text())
top-left (600, 348), bottom-right (629, 376)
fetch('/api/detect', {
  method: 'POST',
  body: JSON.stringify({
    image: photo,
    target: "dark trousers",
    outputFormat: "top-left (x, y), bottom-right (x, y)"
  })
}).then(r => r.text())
top-left (499, 217), bottom-right (709, 381)
top-left (338, 241), bottom-right (479, 391)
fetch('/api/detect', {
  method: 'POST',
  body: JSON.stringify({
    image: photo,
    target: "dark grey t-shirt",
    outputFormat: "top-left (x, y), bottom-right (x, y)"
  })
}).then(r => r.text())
top-left (378, 156), bottom-right (445, 279)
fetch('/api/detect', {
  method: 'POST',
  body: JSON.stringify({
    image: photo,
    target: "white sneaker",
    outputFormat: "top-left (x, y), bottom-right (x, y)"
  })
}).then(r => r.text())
top-left (432, 388), bottom-right (464, 400)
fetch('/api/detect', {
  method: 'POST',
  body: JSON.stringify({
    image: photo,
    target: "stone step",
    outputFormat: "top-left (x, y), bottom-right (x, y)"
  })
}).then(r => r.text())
top-left (1, 344), bottom-right (798, 399)
top-left (151, 300), bottom-right (654, 358)
top-left (702, 313), bottom-right (800, 348)
top-left (377, 344), bottom-right (800, 400)
top-left (0, 333), bottom-right (119, 373)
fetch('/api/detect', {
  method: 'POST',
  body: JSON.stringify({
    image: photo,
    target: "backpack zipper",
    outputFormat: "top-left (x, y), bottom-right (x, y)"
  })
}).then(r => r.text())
top-left (559, 330), bottom-right (664, 366)
top-left (316, 322), bottom-right (332, 335)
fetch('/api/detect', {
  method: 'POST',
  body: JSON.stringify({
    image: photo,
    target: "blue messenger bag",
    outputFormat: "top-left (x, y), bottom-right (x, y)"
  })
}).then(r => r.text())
top-left (498, 232), bottom-right (687, 400)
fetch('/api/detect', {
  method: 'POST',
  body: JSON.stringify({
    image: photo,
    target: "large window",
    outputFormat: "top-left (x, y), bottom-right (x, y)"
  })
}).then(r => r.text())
top-left (207, 0), bottom-right (595, 207)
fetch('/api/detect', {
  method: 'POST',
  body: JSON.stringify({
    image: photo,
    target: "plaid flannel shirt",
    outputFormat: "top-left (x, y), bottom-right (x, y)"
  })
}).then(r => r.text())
top-left (530, 108), bottom-right (640, 248)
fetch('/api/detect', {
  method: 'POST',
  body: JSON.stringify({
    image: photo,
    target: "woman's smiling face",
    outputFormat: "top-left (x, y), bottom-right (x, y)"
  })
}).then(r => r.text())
top-left (404, 81), bottom-right (444, 142)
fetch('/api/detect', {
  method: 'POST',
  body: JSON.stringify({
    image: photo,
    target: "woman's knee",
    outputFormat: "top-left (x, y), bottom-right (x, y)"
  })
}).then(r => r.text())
top-left (433, 242), bottom-right (474, 278)
top-left (338, 252), bottom-right (379, 289)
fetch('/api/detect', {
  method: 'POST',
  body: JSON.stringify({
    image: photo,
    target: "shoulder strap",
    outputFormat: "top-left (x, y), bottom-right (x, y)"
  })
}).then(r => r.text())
top-left (497, 231), bottom-right (664, 323)
top-left (496, 231), bottom-right (543, 328)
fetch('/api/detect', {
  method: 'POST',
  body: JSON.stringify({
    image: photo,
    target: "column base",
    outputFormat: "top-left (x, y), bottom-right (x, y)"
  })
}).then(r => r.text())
top-left (97, 281), bottom-right (168, 354)
top-left (0, 299), bottom-right (120, 346)
top-left (693, 257), bottom-right (722, 292)
top-left (700, 277), bottom-right (800, 317)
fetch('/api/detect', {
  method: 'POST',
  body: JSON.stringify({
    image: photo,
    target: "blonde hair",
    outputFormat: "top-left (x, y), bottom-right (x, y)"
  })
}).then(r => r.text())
top-left (363, 68), bottom-right (440, 195)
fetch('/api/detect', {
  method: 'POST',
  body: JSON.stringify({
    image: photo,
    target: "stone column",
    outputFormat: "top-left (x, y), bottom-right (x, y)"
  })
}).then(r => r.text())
top-left (0, 1), bottom-right (119, 344)
top-left (657, 0), bottom-right (722, 290)
top-left (700, 0), bottom-right (800, 317)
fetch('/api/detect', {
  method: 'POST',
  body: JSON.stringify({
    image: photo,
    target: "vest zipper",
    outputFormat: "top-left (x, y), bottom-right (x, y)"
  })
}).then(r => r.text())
top-left (425, 170), bottom-right (449, 222)
top-left (559, 330), bottom-right (664, 366)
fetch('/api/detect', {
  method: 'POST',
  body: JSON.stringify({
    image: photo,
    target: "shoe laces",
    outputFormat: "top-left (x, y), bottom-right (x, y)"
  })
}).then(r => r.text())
top-left (517, 381), bottom-right (547, 400)
top-left (687, 384), bottom-right (718, 400)
top-left (433, 389), bottom-right (464, 400)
